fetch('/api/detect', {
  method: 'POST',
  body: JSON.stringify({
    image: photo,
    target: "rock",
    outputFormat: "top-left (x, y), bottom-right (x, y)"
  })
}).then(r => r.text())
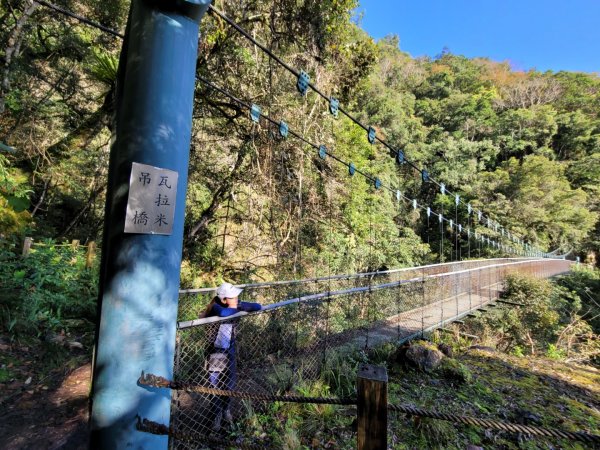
top-left (45, 333), bottom-right (65, 345)
top-left (437, 343), bottom-right (453, 358)
top-left (405, 342), bottom-right (445, 372)
top-left (389, 342), bottom-right (411, 369)
top-left (466, 445), bottom-right (484, 450)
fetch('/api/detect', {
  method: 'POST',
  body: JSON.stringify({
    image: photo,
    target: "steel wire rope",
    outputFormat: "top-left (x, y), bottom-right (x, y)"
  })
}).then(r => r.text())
top-left (4, 60), bottom-right (82, 142)
top-left (139, 374), bottom-right (600, 445)
top-left (347, 157), bottom-right (358, 335)
top-left (295, 83), bottom-right (307, 284)
top-left (395, 173), bottom-right (402, 340)
top-left (439, 213), bottom-right (445, 326)
top-left (455, 199), bottom-right (460, 261)
top-left (440, 205), bottom-right (445, 264)
top-left (421, 266), bottom-right (426, 338)
top-left (365, 178), bottom-right (375, 349)
top-left (33, 0), bottom-right (550, 257)
top-left (266, 29), bottom-right (301, 380)
top-left (426, 203), bottom-right (430, 247)
top-left (196, 76), bottom-right (465, 259)
top-left (137, 417), bottom-right (272, 450)
top-left (479, 229), bottom-right (483, 258)
top-left (90, 1), bottom-right (564, 257)
top-left (207, 4), bottom-right (536, 255)
top-left (468, 212), bottom-right (472, 259)
top-left (32, 0), bottom-right (125, 38)
top-left (323, 176), bottom-right (333, 367)
top-left (386, 404), bottom-right (600, 444)
top-left (33, 0), bottom-right (538, 257)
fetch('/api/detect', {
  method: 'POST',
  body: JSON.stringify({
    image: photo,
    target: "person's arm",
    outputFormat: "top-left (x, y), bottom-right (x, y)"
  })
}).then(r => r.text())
top-left (211, 303), bottom-right (239, 317)
top-left (238, 301), bottom-right (261, 312)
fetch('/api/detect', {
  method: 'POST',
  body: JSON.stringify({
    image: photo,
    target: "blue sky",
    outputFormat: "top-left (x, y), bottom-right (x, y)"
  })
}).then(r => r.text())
top-left (355, 0), bottom-right (600, 73)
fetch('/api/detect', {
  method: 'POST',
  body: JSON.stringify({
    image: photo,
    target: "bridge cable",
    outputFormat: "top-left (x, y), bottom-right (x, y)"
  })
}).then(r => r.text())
top-left (33, 0), bottom-right (536, 257)
top-left (455, 196), bottom-right (460, 261)
top-left (34, 0), bottom-right (548, 257)
top-left (366, 170), bottom-right (374, 349)
top-left (32, 0), bottom-right (124, 38)
top-left (440, 204), bottom-right (445, 264)
top-left (468, 212), bottom-right (472, 259)
top-left (208, 4), bottom-right (535, 253)
top-left (197, 76), bottom-right (482, 259)
top-left (139, 373), bottom-right (600, 445)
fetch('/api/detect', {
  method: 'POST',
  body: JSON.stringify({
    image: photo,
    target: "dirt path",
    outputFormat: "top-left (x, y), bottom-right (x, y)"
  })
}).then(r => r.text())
top-left (0, 362), bottom-right (90, 450)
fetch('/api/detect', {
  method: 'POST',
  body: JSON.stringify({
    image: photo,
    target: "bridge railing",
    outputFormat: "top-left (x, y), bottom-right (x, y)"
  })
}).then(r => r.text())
top-left (176, 258), bottom-right (528, 322)
top-left (170, 258), bottom-right (572, 446)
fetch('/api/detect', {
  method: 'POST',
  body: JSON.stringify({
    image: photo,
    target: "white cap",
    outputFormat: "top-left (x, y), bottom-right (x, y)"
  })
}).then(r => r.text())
top-left (216, 282), bottom-right (243, 300)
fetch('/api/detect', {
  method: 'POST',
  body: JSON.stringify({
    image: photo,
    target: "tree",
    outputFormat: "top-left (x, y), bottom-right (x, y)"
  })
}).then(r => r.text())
top-left (472, 155), bottom-right (597, 251)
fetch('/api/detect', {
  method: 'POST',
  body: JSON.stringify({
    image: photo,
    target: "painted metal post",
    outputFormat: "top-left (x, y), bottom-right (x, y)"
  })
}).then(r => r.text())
top-left (89, 1), bottom-right (210, 448)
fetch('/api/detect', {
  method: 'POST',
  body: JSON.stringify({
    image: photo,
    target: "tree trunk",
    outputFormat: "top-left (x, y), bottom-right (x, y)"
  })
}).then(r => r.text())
top-left (1, 0), bottom-right (38, 114)
top-left (46, 90), bottom-right (114, 156)
top-left (186, 145), bottom-right (249, 241)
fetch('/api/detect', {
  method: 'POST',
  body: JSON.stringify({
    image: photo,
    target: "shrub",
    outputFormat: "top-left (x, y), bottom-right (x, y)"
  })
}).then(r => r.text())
top-left (0, 241), bottom-right (98, 339)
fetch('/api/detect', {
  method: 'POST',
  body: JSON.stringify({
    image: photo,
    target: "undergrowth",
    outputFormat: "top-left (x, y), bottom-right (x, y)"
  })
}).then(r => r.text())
top-left (0, 241), bottom-right (98, 340)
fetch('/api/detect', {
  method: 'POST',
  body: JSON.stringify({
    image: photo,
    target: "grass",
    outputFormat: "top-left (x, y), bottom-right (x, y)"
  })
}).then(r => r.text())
top-left (385, 336), bottom-right (600, 450)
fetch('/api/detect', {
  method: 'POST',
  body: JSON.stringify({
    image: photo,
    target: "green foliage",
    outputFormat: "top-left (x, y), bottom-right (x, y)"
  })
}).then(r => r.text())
top-left (87, 48), bottom-right (118, 87)
top-left (0, 243), bottom-right (98, 338)
top-left (2, 0), bottom-right (600, 297)
top-left (437, 357), bottom-right (473, 383)
top-left (556, 266), bottom-right (600, 334)
top-left (0, 155), bottom-right (32, 237)
top-left (461, 273), bottom-right (599, 363)
top-left (471, 155), bottom-right (597, 250)
top-left (546, 343), bottom-right (566, 360)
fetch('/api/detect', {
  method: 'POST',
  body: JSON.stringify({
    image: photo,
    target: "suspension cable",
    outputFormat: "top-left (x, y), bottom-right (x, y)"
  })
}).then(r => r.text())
top-left (32, 0), bottom-right (532, 257)
top-left (197, 76), bottom-right (477, 247)
top-left (33, 0), bottom-right (124, 38)
top-left (207, 4), bottom-right (534, 251)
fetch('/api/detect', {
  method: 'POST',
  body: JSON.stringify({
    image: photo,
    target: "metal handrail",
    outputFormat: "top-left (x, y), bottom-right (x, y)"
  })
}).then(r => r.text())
top-left (178, 258), bottom-right (570, 329)
top-left (178, 257), bottom-right (534, 295)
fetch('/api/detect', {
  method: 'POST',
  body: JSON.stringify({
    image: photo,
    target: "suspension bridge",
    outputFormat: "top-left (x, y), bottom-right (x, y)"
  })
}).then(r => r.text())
top-left (26, 1), bottom-right (587, 449)
top-left (167, 257), bottom-right (572, 447)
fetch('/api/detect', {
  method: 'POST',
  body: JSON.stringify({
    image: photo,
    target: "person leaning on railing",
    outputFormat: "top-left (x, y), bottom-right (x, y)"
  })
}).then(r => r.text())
top-left (199, 282), bottom-right (261, 432)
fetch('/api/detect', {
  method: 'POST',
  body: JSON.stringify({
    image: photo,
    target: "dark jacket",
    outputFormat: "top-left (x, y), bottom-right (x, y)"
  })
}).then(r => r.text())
top-left (205, 300), bottom-right (261, 388)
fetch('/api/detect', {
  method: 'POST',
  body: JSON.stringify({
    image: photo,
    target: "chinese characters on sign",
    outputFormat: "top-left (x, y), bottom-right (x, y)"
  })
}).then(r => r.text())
top-left (124, 162), bottom-right (178, 235)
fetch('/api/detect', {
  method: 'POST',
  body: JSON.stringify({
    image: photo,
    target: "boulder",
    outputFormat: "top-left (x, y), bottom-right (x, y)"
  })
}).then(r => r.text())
top-left (437, 343), bottom-right (453, 358)
top-left (405, 342), bottom-right (445, 372)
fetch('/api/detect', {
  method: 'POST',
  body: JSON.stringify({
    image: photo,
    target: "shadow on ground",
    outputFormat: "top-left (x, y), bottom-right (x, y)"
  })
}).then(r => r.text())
top-left (0, 347), bottom-right (90, 450)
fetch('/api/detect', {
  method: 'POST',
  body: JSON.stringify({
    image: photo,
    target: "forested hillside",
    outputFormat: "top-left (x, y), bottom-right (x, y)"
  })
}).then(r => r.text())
top-left (1, 0), bottom-right (599, 287)
top-left (1, 2), bottom-right (600, 448)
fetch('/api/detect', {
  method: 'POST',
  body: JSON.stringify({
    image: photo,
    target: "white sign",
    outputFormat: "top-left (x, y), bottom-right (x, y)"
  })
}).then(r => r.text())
top-left (125, 162), bottom-right (178, 235)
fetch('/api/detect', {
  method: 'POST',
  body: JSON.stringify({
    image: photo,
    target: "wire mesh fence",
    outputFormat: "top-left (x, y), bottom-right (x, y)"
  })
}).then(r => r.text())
top-left (169, 258), bottom-right (572, 448)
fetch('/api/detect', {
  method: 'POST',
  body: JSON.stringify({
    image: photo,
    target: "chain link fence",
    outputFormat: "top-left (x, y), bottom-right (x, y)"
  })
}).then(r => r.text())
top-left (169, 258), bottom-right (572, 448)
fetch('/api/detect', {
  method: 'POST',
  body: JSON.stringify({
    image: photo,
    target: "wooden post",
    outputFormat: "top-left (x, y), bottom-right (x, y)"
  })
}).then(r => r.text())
top-left (357, 364), bottom-right (388, 450)
top-left (71, 239), bottom-right (80, 250)
top-left (22, 237), bottom-right (33, 256)
top-left (86, 241), bottom-right (96, 269)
